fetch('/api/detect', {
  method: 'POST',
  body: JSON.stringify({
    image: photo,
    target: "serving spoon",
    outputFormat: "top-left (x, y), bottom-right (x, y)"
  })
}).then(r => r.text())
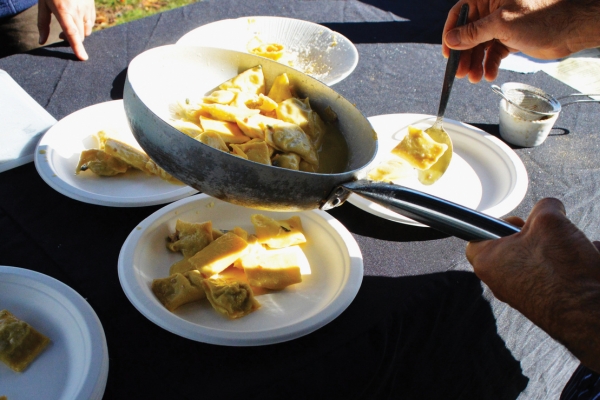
top-left (419, 3), bottom-right (469, 185)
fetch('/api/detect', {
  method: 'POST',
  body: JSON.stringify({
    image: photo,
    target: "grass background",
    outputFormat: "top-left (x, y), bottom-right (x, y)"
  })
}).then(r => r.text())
top-left (94, 0), bottom-right (200, 30)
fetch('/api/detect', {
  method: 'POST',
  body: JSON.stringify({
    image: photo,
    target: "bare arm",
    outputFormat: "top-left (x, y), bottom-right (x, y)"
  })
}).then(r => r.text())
top-left (37, 0), bottom-right (95, 61)
top-left (466, 198), bottom-right (600, 373)
top-left (442, 0), bottom-right (600, 82)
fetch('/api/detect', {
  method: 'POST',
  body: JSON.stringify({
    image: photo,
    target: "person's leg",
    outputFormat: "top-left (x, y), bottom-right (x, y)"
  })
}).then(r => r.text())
top-left (0, 4), bottom-right (62, 58)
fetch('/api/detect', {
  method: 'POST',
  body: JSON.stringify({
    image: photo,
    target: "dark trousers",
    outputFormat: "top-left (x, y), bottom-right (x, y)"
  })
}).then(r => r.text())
top-left (0, 3), bottom-right (62, 58)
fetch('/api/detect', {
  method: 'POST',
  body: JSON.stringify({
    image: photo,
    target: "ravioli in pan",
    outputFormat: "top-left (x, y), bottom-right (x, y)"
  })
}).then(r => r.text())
top-left (169, 66), bottom-right (348, 174)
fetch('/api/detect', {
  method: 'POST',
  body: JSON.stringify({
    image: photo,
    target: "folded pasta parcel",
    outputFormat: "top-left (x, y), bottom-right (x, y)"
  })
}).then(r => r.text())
top-left (0, 310), bottom-right (50, 372)
top-left (188, 231), bottom-right (249, 277)
top-left (251, 214), bottom-right (306, 249)
top-left (392, 126), bottom-right (448, 170)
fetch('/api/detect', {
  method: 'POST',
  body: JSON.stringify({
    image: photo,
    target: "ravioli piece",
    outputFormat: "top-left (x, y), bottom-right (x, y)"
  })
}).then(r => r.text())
top-left (199, 116), bottom-right (249, 144)
top-left (202, 278), bottom-right (261, 319)
top-left (200, 103), bottom-right (260, 123)
top-left (230, 139), bottom-right (272, 165)
top-left (151, 270), bottom-right (206, 311)
top-left (203, 89), bottom-right (236, 105)
top-left (391, 126), bottom-right (448, 170)
top-left (0, 310), bottom-right (50, 372)
top-left (240, 246), bottom-right (306, 290)
top-left (76, 149), bottom-right (129, 176)
top-left (169, 257), bottom-right (195, 275)
top-left (251, 214), bottom-right (306, 249)
top-left (219, 65), bottom-right (266, 95)
top-left (169, 99), bottom-right (204, 123)
top-left (102, 138), bottom-right (180, 183)
top-left (276, 97), bottom-right (327, 148)
top-left (170, 119), bottom-right (204, 138)
top-left (235, 114), bottom-right (280, 139)
top-left (267, 73), bottom-right (293, 103)
top-left (249, 43), bottom-right (285, 61)
top-left (272, 153), bottom-right (301, 170)
top-left (299, 160), bottom-right (318, 173)
top-left (166, 219), bottom-right (214, 258)
top-left (189, 231), bottom-right (249, 277)
top-left (264, 121), bottom-right (318, 166)
top-left (198, 131), bottom-right (229, 152)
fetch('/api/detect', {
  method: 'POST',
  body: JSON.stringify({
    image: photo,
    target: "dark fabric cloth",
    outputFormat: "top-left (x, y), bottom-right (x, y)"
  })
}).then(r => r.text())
top-left (0, 3), bottom-right (62, 57)
top-left (0, 0), bottom-right (595, 397)
top-left (562, 365), bottom-right (600, 400)
top-left (0, 163), bottom-right (528, 398)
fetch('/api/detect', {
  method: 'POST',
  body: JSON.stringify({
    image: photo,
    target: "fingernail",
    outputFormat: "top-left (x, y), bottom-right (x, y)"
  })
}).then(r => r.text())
top-left (446, 29), bottom-right (460, 46)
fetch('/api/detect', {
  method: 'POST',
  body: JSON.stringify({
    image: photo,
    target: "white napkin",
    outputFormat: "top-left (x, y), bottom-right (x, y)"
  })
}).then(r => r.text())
top-left (0, 69), bottom-right (57, 173)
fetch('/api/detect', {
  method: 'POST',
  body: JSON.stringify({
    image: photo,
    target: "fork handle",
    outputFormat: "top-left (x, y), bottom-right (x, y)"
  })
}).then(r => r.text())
top-left (437, 3), bottom-right (469, 119)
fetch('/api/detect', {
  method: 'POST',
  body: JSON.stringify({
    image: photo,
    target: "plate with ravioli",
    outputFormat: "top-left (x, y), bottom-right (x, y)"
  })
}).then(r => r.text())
top-left (349, 114), bottom-right (528, 226)
top-left (0, 266), bottom-right (108, 400)
top-left (176, 16), bottom-right (359, 86)
top-left (34, 100), bottom-right (198, 207)
top-left (118, 194), bottom-right (363, 346)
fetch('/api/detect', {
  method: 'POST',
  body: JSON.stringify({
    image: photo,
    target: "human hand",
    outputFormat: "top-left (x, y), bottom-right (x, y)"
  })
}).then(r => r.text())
top-left (466, 198), bottom-right (600, 373)
top-left (37, 0), bottom-right (96, 61)
top-left (442, 0), bottom-right (600, 82)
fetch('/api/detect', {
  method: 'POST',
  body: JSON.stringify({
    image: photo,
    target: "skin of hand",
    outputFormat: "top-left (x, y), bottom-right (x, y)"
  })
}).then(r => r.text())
top-left (466, 198), bottom-right (600, 373)
top-left (442, 0), bottom-right (600, 82)
top-left (37, 0), bottom-right (96, 61)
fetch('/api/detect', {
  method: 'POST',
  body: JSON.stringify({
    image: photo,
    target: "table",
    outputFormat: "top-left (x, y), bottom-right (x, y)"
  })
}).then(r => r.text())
top-left (1, 0), bottom-right (596, 398)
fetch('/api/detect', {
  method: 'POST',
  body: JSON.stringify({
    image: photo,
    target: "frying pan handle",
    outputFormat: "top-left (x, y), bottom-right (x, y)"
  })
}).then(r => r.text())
top-left (322, 180), bottom-right (520, 241)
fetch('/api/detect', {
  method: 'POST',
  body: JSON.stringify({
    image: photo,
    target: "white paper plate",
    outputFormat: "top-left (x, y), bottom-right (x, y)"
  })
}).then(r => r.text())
top-left (34, 100), bottom-right (198, 207)
top-left (0, 266), bottom-right (108, 400)
top-left (118, 194), bottom-right (363, 346)
top-left (349, 113), bottom-right (528, 226)
top-left (176, 16), bottom-right (358, 86)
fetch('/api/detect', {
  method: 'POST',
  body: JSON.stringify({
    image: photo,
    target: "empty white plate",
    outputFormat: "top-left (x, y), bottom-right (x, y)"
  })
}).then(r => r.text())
top-left (177, 16), bottom-right (358, 85)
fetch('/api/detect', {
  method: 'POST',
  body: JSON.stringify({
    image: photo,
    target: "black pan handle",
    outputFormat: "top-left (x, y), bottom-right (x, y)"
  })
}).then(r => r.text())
top-left (322, 180), bottom-right (520, 241)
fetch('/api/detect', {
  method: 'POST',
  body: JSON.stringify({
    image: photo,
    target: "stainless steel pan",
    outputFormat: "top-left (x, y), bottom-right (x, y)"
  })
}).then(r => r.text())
top-left (123, 45), bottom-right (520, 241)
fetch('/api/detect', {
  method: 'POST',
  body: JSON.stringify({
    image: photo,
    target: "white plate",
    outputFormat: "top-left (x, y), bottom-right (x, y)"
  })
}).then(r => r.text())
top-left (176, 16), bottom-right (358, 86)
top-left (0, 266), bottom-right (108, 400)
top-left (349, 114), bottom-right (528, 226)
top-left (34, 100), bottom-right (198, 207)
top-left (118, 194), bottom-right (363, 346)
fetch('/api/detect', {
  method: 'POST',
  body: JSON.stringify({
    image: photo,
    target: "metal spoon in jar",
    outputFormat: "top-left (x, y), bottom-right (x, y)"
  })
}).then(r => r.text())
top-left (419, 3), bottom-right (469, 185)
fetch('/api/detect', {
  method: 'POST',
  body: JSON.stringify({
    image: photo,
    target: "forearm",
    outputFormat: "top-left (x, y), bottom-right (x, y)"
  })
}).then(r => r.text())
top-left (561, 0), bottom-right (600, 53)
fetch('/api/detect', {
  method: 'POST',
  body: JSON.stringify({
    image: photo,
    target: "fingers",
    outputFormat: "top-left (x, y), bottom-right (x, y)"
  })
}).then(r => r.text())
top-left (441, 1), bottom-right (465, 57)
top-left (37, 0), bottom-right (52, 44)
top-left (56, 14), bottom-right (89, 60)
top-left (38, 0), bottom-right (93, 61)
top-left (444, 11), bottom-right (502, 51)
top-left (482, 40), bottom-right (510, 81)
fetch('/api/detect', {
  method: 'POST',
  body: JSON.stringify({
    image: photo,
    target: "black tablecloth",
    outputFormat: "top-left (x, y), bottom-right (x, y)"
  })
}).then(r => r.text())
top-left (2, 0), bottom-right (598, 398)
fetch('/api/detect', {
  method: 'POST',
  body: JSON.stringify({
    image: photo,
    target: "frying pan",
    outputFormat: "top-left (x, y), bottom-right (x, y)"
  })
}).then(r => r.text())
top-left (123, 45), bottom-right (520, 241)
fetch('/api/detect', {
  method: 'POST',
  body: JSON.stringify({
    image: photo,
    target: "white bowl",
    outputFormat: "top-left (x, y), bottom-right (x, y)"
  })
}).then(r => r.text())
top-left (176, 16), bottom-right (358, 86)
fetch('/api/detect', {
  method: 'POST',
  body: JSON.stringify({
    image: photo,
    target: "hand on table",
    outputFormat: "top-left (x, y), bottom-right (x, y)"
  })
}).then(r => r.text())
top-left (442, 0), bottom-right (600, 82)
top-left (466, 198), bottom-right (600, 373)
top-left (37, 0), bottom-right (96, 61)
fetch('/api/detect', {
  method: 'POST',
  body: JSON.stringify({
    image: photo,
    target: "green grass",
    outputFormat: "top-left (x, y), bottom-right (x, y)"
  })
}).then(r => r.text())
top-left (94, 0), bottom-right (200, 30)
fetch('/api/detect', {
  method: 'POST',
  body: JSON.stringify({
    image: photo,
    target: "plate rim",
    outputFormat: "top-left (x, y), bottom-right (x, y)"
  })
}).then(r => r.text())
top-left (349, 113), bottom-right (529, 226)
top-left (176, 15), bottom-right (359, 86)
top-left (117, 194), bottom-right (364, 346)
top-left (33, 99), bottom-right (198, 207)
top-left (0, 265), bottom-right (109, 400)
